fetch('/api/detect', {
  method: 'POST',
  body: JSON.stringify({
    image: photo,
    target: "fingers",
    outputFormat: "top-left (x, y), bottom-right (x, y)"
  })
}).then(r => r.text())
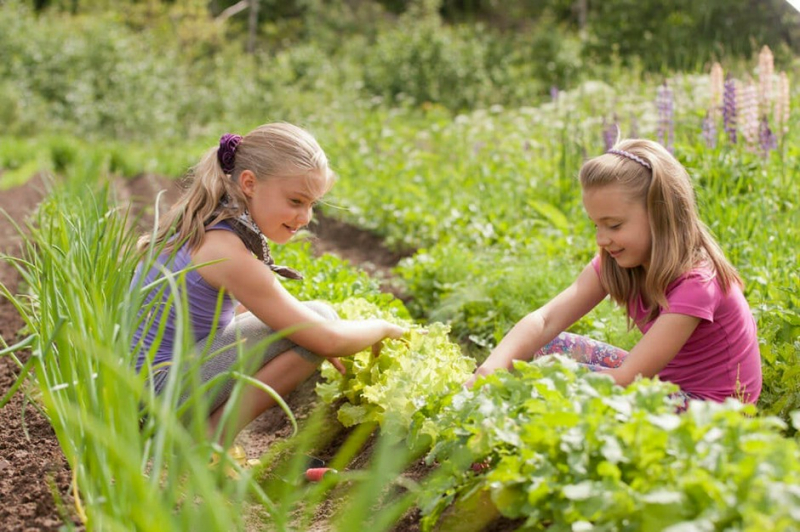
top-left (330, 357), bottom-right (346, 375)
top-left (387, 323), bottom-right (407, 339)
top-left (371, 341), bottom-right (384, 357)
top-left (464, 366), bottom-right (492, 389)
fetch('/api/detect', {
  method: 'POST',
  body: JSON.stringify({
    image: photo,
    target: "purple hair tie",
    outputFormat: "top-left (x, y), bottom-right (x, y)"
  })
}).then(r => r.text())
top-left (607, 148), bottom-right (652, 170)
top-left (217, 133), bottom-right (243, 175)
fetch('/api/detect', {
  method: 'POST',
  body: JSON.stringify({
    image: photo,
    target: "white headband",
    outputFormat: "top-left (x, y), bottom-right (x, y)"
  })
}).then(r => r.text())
top-left (607, 149), bottom-right (652, 170)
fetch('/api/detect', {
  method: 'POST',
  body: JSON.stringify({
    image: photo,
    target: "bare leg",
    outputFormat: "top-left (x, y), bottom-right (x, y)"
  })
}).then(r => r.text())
top-left (208, 350), bottom-right (318, 445)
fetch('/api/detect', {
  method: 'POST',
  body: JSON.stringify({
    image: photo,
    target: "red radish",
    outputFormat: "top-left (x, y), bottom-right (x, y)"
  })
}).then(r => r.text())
top-left (471, 461), bottom-right (490, 473)
top-left (305, 468), bottom-right (338, 482)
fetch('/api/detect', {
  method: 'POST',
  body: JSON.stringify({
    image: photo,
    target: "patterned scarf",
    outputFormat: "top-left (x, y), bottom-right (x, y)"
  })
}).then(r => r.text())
top-left (218, 206), bottom-right (304, 281)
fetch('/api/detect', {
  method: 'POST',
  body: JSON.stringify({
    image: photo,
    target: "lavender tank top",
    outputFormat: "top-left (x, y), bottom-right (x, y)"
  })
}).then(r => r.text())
top-left (132, 223), bottom-right (237, 372)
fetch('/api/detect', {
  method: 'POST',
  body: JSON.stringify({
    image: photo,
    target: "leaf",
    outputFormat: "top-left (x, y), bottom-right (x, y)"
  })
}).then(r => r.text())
top-left (527, 200), bottom-right (570, 232)
top-left (562, 481), bottom-right (593, 501)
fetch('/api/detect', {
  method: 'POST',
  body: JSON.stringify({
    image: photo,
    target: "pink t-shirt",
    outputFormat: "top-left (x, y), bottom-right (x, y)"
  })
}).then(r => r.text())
top-left (591, 257), bottom-right (762, 403)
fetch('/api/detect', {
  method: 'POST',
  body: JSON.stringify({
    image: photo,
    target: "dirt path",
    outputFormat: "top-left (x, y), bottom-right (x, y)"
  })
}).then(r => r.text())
top-left (0, 176), bottom-right (83, 532)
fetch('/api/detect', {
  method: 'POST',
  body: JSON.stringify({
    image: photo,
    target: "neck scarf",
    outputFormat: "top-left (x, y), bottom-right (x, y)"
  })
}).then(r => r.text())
top-left (222, 208), bottom-right (304, 281)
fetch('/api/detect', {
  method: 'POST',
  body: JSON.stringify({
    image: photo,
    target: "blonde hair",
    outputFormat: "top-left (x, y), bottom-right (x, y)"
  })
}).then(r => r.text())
top-left (579, 138), bottom-right (740, 323)
top-left (138, 122), bottom-right (335, 253)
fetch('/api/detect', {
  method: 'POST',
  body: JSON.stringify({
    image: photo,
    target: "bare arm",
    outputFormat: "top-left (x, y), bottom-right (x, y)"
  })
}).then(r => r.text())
top-left (601, 313), bottom-right (700, 386)
top-left (470, 263), bottom-right (607, 383)
top-left (193, 230), bottom-right (405, 358)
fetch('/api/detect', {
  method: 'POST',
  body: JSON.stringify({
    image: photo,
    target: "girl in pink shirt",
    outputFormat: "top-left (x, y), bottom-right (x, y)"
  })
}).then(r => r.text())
top-left (469, 139), bottom-right (761, 407)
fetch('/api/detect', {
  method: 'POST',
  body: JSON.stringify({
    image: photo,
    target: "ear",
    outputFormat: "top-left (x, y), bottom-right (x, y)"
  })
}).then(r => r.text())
top-left (239, 170), bottom-right (257, 198)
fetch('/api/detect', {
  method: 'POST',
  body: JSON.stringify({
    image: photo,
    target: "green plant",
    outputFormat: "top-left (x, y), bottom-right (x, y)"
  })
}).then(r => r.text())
top-left (412, 357), bottom-right (800, 531)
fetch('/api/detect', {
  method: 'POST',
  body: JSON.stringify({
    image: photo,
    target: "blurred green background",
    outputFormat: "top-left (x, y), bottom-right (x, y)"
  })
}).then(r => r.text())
top-left (2, 0), bottom-right (797, 140)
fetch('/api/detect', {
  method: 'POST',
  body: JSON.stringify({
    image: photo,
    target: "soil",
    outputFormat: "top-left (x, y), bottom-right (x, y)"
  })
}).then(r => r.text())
top-left (0, 174), bottom-right (521, 532)
top-left (0, 176), bottom-right (83, 532)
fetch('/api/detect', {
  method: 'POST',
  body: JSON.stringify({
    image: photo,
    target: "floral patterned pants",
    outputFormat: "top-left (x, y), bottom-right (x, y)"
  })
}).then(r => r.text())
top-left (534, 332), bottom-right (697, 411)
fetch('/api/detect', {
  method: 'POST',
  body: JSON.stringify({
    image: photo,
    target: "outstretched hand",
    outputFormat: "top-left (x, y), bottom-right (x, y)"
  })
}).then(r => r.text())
top-left (385, 322), bottom-right (407, 339)
top-left (371, 321), bottom-right (407, 357)
top-left (463, 365), bottom-right (493, 389)
top-left (329, 357), bottom-right (347, 375)
top-left (463, 374), bottom-right (477, 389)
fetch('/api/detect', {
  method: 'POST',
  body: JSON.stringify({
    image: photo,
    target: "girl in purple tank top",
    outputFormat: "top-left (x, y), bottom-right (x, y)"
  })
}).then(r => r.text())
top-left (468, 139), bottom-right (762, 410)
top-left (132, 123), bottom-right (405, 448)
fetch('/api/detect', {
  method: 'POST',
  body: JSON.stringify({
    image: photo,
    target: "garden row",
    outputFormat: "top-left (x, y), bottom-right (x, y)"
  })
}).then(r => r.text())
top-left (4, 159), bottom-right (799, 530)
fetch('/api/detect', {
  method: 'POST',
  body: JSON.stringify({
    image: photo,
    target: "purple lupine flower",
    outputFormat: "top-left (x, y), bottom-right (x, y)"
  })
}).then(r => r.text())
top-left (656, 82), bottom-right (674, 153)
top-left (702, 112), bottom-right (717, 149)
top-left (550, 85), bottom-right (559, 102)
top-left (759, 117), bottom-right (777, 158)
top-left (629, 114), bottom-right (639, 138)
top-left (723, 76), bottom-right (737, 144)
top-left (602, 117), bottom-right (618, 151)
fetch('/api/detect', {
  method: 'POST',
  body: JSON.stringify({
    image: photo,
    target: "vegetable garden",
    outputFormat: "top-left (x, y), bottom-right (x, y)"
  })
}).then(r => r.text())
top-left (1, 1), bottom-right (800, 531)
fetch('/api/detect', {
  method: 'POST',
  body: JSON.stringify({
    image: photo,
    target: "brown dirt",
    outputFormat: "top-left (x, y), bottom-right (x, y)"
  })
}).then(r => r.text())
top-left (0, 176), bottom-right (83, 532)
top-left (0, 174), bottom-right (521, 531)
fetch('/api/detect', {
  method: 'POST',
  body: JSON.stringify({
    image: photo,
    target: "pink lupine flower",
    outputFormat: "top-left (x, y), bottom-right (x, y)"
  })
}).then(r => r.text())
top-left (774, 71), bottom-right (790, 138)
top-left (758, 45), bottom-right (774, 117)
top-left (739, 83), bottom-right (759, 150)
top-left (710, 62), bottom-right (724, 120)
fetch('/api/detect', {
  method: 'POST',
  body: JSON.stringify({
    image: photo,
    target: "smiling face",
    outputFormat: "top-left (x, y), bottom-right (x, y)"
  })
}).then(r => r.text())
top-left (582, 184), bottom-right (652, 270)
top-left (240, 170), bottom-right (328, 244)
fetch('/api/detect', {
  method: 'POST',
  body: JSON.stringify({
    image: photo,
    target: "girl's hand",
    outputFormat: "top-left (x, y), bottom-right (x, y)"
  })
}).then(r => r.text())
top-left (464, 365), bottom-right (493, 389)
top-left (371, 321), bottom-right (407, 357)
top-left (329, 357), bottom-right (347, 375)
top-left (383, 322), bottom-right (407, 340)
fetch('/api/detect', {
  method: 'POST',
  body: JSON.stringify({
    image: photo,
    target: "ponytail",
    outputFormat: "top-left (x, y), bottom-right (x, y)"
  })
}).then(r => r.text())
top-left (136, 147), bottom-right (245, 254)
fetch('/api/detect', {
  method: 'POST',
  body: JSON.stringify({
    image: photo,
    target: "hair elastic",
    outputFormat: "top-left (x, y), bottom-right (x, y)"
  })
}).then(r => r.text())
top-left (607, 148), bottom-right (652, 170)
top-left (217, 133), bottom-right (243, 174)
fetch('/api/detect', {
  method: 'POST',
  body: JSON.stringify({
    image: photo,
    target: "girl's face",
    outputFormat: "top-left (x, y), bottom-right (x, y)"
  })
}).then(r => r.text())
top-left (582, 184), bottom-right (652, 270)
top-left (242, 171), bottom-right (328, 244)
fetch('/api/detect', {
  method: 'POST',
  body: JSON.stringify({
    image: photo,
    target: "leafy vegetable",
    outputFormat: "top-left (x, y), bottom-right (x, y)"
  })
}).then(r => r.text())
top-left (316, 298), bottom-right (475, 441)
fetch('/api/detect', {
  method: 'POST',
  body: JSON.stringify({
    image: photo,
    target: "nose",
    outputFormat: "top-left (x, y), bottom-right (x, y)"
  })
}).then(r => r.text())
top-left (297, 206), bottom-right (313, 227)
top-left (595, 228), bottom-right (611, 247)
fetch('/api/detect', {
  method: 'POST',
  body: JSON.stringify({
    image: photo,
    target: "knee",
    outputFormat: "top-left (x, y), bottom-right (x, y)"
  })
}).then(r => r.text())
top-left (303, 300), bottom-right (339, 321)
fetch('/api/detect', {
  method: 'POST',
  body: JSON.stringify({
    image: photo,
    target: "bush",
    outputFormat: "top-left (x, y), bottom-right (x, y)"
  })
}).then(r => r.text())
top-left (362, 15), bottom-right (493, 110)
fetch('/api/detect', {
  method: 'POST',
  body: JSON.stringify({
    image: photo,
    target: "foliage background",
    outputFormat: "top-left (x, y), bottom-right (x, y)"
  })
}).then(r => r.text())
top-left (2, 1), bottom-right (800, 530)
top-left (3, 0), bottom-right (799, 138)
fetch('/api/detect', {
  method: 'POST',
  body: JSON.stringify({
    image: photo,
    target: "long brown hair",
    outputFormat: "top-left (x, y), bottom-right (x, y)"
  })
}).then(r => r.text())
top-left (137, 122), bottom-right (335, 253)
top-left (580, 138), bottom-right (740, 323)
